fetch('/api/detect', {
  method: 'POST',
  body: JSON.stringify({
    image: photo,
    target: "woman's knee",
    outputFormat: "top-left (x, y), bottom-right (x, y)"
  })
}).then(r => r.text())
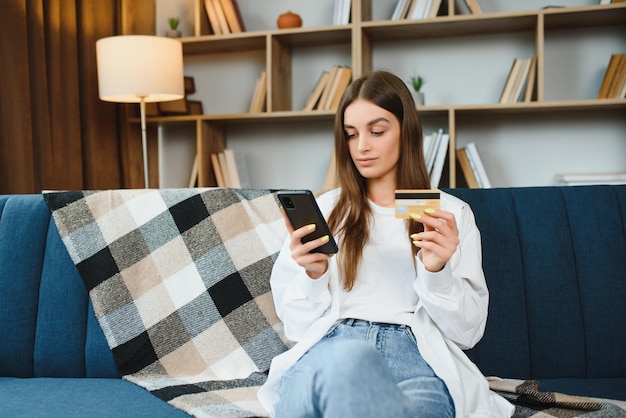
top-left (400, 376), bottom-right (455, 418)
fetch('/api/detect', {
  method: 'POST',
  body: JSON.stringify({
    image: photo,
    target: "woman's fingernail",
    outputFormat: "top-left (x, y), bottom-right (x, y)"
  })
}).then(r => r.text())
top-left (308, 224), bottom-right (316, 231)
top-left (424, 208), bottom-right (436, 214)
top-left (410, 233), bottom-right (418, 239)
top-left (413, 240), bottom-right (421, 246)
top-left (321, 235), bottom-right (329, 243)
top-left (410, 213), bottom-right (421, 220)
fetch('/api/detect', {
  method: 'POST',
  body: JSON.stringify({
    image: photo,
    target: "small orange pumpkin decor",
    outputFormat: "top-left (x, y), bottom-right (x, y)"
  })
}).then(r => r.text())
top-left (277, 11), bottom-right (302, 29)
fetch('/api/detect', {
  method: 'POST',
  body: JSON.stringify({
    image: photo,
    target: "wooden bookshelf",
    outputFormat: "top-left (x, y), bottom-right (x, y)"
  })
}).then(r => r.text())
top-left (125, 0), bottom-right (626, 189)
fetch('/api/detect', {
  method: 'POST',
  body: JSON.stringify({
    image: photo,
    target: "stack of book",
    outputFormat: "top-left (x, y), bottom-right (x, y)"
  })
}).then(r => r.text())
top-left (248, 71), bottom-right (267, 113)
top-left (423, 129), bottom-right (450, 188)
top-left (456, 143), bottom-right (492, 188)
top-left (210, 149), bottom-right (250, 188)
top-left (499, 56), bottom-right (537, 104)
top-left (597, 53), bottom-right (626, 99)
top-left (554, 172), bottom-right (626, 186)
top-left (303, 66), bottom-right (352, 111)
top-left (333, 0), bottom-right (352, 25)
top-left (204, 0), bottom-right (245, 35)
top-left (390, 0), bottom-right (443, 20)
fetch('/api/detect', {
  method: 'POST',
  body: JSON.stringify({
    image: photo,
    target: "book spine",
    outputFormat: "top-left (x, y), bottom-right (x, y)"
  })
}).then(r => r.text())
top-left (465, 143), bottom-right (492, 188)
top-left (597, 53), bottom-right (620, 99)
top-left (212, 0), bottom-right (231, 34)
top-left (204, 0), bottom-right (222, 35)
top-left (328, 67), bottom-right (353, 110)
top-left (303, 71), bottom-right (330, 111)
top-left (210, 153), bottom-right (225, 187)
top-left (318, 65), bottom-right (340, 111)
top-left (456, 148), bottom-right (480, 188)
top-left (499, 58), bottom-right (521, 104)
top-left (524, 56), bottom-right (537, 102)
top-left (607, 53), bottom-right (626, 98)
top-left (429, 132), bottom-right (449, 189)
top-left (218, 0), bottom-right (242, 33)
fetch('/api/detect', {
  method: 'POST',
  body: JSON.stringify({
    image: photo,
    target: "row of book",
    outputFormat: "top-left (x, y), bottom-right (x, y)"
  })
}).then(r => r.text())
top-left (423, 130), bottom-right (492, 189)
top-left (203, 0), bottom-right (245, 35)
top-left (597, 53), bottom-right (626, 99)
top-left (210, 149), bottom-right (250, 188)
top-left (554, 172), bottom-right (626, 186)
top-left (333, 0), bottom-right (352, 25)
top-left (303, 66), bottom-right (353, 111)
top-left (499, 56), bottom-right (537, 104)
top-left (390, 0), bottom-right (444, 20)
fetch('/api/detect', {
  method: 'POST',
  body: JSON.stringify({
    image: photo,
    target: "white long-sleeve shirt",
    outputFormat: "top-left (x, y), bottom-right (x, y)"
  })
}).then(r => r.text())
top-left (257, 188), bottom-right (514, 417)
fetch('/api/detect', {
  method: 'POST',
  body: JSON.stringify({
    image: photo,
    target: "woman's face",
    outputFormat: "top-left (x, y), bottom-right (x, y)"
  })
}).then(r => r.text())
top-left (343, 99), bottom-right (401, 184)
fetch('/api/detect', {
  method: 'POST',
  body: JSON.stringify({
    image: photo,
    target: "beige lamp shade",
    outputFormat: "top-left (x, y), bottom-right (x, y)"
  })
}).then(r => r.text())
top-left (96, 35), bottom-right (184, 103)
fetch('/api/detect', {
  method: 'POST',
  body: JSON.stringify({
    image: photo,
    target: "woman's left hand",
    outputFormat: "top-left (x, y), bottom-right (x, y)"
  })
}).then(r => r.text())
top-left (410, 208), bottom-right (459, 272)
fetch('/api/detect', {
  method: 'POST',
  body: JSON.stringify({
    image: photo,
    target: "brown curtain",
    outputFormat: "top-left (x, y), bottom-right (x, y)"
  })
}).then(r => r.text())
top-left (0, 0), bottom-right (124, 194)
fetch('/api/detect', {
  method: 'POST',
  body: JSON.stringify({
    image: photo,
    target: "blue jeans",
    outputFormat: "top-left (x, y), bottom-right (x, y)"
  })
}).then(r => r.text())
top-left (275, 319), bottom-right (455, 418)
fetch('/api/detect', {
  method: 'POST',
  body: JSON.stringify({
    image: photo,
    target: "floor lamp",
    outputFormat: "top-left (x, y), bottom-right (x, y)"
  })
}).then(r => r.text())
top-left (96, 35), bottom-right (184, 188)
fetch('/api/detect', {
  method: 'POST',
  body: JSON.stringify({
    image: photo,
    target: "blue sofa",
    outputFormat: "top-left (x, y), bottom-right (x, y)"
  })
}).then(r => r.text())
top-left (1, 186), bottom-right (625, 416)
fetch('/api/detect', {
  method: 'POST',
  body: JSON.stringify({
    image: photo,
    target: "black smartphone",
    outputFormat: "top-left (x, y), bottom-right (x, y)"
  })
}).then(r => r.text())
top-left (277, 190), bottom-right (338, 254)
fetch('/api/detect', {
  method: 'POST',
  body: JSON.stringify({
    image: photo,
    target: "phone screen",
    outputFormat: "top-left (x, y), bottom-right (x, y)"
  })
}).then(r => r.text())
top-left (277, 190), bottom-right (338, 254)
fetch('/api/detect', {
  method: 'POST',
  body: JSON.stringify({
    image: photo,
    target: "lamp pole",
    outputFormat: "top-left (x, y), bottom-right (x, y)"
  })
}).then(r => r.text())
top-left (139, 95), bottom-right (149, 188)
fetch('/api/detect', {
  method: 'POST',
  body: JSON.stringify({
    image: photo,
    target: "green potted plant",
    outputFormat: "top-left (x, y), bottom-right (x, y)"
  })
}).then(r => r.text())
top-left (166, 17), bottom-right (181, 38)
top-left (409, 74), bottom-right (426, 105)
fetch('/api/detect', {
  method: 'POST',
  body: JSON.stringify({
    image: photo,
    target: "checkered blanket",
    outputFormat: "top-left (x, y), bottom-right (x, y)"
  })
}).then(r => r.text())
top-left (44, 188), bottom-right (292, 418)
top-left (488, 377), bottom-right (626, 417)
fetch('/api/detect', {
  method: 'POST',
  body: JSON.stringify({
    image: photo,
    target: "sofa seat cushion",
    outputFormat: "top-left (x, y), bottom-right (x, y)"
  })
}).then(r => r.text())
top-left (0, 377), bottom-right (189, 417)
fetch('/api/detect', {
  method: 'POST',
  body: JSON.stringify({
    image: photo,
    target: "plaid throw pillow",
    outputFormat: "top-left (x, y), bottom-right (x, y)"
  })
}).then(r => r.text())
top-left (45, 188), bottom-right (291, 417)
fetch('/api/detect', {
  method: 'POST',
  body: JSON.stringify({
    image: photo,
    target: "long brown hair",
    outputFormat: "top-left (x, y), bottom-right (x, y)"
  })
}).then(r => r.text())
top-left (327, 70), bottom-right (431, 290)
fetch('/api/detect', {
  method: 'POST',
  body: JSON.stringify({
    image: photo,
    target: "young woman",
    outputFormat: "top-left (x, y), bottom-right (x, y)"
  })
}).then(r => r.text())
top-left (257, 71), bottom-right (513, 417)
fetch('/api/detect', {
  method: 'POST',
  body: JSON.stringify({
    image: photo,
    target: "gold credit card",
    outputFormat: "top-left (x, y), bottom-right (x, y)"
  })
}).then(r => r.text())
top-left (394, 189), bottom-right (440, 219)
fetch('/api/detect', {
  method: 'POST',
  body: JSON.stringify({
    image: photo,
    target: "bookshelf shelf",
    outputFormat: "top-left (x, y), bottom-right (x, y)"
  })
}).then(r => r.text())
top-left (542, 4), bottom-right (626, 30)
top-left (447, 99), bottom-right (626, 114)
top-left (125, 0), bottom-right (626, 189)
top-left (200, 110), bottom-right (337, 123)
top-left (182, 33), bottom-right (266, 54)
top-left (361, 13), bottom-right (538, 40)
top-left (139, 99), bottom-right (625, 126)
top-left (181, 26), bottom-right (353, 55)
top-left (272, 26), bottom-right (352, 47)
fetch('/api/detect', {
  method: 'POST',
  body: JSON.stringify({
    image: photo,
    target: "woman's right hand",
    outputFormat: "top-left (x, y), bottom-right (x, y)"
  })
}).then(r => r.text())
top-left (283, 212), bottom-right (332, 279)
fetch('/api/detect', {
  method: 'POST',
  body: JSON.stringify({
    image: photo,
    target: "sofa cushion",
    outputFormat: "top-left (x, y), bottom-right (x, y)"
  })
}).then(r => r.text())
top-left (0, 377), bottom-right (189, 417)
top-left (447, 185), bottom-right (626, 400)
top-left (0, 194), bottom-right (118, 378)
